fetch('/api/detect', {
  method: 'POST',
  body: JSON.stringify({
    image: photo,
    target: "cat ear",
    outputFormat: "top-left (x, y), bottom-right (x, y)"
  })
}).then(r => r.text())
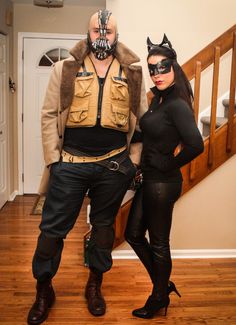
top-left (160, 33), bottom-right (173, 49)
top-left (147, 36), bottom-right (154, 52)
top-left (162, 33), bottom-right (169, 44)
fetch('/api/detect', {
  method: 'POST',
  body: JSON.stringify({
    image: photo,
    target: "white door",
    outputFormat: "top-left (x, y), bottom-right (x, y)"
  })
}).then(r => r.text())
top-left (0, 34), bottom-right (8, 209)
top-left (23, 36), bottom-right (82, 193)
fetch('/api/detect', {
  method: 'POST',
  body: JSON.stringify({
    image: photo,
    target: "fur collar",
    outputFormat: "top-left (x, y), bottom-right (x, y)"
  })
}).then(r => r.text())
top-left (69, 39), bottom-right (140, 66)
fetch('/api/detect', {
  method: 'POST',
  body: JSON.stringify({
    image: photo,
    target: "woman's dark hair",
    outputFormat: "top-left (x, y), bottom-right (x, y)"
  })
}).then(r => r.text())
top-left (147, 47), bottom-right (194, 110)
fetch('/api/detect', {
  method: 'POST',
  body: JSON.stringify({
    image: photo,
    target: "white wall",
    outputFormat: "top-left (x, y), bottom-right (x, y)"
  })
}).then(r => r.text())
top-left (172, 155), bottom-right (236, 249)
top-left (107, 0), bottom-right (235, 110)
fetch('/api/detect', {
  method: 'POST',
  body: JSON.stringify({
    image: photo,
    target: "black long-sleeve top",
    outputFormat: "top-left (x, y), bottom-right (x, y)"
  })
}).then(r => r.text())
top-left (140, 84), bottom-right (204, 182)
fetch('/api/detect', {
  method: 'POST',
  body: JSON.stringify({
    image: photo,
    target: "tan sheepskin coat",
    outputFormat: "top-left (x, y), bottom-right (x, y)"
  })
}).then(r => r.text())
top-left (39, 39), bottom-right (147, 194)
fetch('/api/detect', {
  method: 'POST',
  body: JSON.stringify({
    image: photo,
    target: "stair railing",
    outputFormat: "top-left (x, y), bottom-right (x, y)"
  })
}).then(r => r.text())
top-left (182, 25), bottom-right (236, 171)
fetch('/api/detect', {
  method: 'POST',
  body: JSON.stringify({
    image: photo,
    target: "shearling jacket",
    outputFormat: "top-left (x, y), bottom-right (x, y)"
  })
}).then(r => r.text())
top-left (38, 39), bottom-right (147, 194)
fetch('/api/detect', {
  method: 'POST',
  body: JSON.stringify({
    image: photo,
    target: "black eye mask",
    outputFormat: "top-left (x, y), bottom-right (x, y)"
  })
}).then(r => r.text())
top-left (148, 59), bottom-right (173, 76)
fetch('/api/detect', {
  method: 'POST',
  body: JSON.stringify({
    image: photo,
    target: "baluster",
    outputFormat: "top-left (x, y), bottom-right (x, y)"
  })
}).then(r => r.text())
top-left (226, 31), bottom-right (236, 152)
top-left (190, 61), bottom-right (201, 181)
top-left (208, 46), bottom-right (220, 166)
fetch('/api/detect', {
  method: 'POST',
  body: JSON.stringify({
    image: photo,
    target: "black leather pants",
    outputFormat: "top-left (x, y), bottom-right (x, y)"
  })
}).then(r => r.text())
top-left (125, 181), bottom-right (182, 298)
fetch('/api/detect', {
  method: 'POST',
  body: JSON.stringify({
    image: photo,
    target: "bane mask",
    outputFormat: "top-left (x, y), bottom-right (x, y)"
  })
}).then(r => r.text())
top-left (88, 9), bottom-right (117, 60)
top-left (148, 58), bottom-right (173, 76)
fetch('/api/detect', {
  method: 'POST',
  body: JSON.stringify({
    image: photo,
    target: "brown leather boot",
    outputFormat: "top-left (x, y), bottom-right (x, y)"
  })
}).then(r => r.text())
top-left (27, 280), bottom-right (55, 325)
top-left (85, 270), bottom-right (106, 316)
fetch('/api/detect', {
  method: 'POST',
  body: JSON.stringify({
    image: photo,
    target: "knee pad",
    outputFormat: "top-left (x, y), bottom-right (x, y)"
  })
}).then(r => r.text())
top-left (36, 233), bottom-right (63, 260)
top-left (91, 226), bottom-right (114, 249)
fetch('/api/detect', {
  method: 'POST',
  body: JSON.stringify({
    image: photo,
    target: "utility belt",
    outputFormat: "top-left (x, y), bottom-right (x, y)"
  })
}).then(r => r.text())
top-left (61, 145), bottom-right (129, 175)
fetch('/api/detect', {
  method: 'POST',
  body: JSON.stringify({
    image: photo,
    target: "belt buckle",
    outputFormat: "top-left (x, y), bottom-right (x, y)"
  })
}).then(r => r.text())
top-left (108, 160), bottom-right (119, 171)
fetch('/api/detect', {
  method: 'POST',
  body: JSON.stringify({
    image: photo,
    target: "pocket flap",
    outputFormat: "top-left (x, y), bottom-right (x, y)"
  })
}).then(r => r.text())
top-left (75, 74), bottom-right (94, 97)
top-left (111, 104), bottom-right (129, 115)
top-left (111, 76), bottom-right (128, 87)
top-left (111, 77), bottom-right (129, 101)
top-left (70, 106), bottom-right (89, 113)
top-left (111, 103), bottom-right (129, 127)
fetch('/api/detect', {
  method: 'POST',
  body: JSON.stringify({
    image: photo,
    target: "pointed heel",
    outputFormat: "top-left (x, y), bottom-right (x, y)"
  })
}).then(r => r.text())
top-left (168, 281), bottom-right (181, 297)
top-left (173, 287), bottom-right (181, 297)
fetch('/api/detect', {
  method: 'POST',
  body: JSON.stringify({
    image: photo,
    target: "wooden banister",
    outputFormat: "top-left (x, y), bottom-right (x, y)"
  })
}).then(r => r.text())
top-left (181, 25), bottom-right (236, 196)
top-left (182, 24), bottom-right (236, 80)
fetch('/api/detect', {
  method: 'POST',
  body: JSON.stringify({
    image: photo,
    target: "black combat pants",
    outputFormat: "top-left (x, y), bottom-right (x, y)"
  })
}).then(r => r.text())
top-left (32, 157), bottom-right (136, 281)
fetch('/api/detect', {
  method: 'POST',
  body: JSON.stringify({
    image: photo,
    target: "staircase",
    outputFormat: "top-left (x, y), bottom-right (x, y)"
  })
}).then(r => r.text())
top-left (201, 99), bottom-right (236, 137)
top-left (180, 24), bottom-right (236, 194)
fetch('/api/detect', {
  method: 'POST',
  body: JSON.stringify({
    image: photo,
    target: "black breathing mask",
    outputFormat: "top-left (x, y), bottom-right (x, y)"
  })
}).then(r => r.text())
top-left (88, 9), bottom-right (117, 60)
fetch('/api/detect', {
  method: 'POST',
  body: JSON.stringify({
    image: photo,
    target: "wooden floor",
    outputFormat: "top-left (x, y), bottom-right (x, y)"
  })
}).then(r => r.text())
top-left (0, 195), bottom-right (236, 325)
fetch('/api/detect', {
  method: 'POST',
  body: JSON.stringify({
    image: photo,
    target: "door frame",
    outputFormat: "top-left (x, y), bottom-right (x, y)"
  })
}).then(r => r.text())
top-left (0, 32), bottom-right (10, 206)
top-left (17, 32), bottom-right (84, 194)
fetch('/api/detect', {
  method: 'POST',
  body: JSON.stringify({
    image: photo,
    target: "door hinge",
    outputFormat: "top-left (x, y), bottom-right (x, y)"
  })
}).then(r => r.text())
top-left (22, 50), bottom-right (24, 60)
top-left (22, 173), bottom-right (24, 182)
top-left (22, 113), bottom-right (24, 123)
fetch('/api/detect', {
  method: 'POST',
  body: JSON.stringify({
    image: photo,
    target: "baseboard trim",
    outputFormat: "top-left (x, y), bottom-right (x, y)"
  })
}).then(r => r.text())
top-left (9, 191), bottom-right (18, 201)
top-left (112, 249), bottom-right (236, 259)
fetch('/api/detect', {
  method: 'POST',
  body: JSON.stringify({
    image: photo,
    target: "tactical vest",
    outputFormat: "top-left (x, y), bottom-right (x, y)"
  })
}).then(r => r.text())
top-left (66, 56), bottom-right (130, 132)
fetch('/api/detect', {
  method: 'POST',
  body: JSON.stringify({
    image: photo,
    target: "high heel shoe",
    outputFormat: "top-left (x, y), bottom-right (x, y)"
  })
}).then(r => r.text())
top-left (167, 281), bottom-right (181, 297)
top-left (132, 295), bottom-right (170, 319)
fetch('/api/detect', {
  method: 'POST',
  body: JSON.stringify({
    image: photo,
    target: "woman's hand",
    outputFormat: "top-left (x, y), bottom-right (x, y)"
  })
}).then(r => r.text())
top-left (130, 166), bottom-right (143, 190)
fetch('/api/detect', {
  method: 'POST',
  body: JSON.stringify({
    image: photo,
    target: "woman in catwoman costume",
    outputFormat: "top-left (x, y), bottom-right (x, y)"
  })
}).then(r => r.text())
top-left (125, 35), bottom-right (204, 319)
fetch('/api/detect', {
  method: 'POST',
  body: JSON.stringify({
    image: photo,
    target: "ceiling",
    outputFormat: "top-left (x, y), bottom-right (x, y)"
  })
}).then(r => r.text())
top-left (11, 0), bottom-right (106, 6)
